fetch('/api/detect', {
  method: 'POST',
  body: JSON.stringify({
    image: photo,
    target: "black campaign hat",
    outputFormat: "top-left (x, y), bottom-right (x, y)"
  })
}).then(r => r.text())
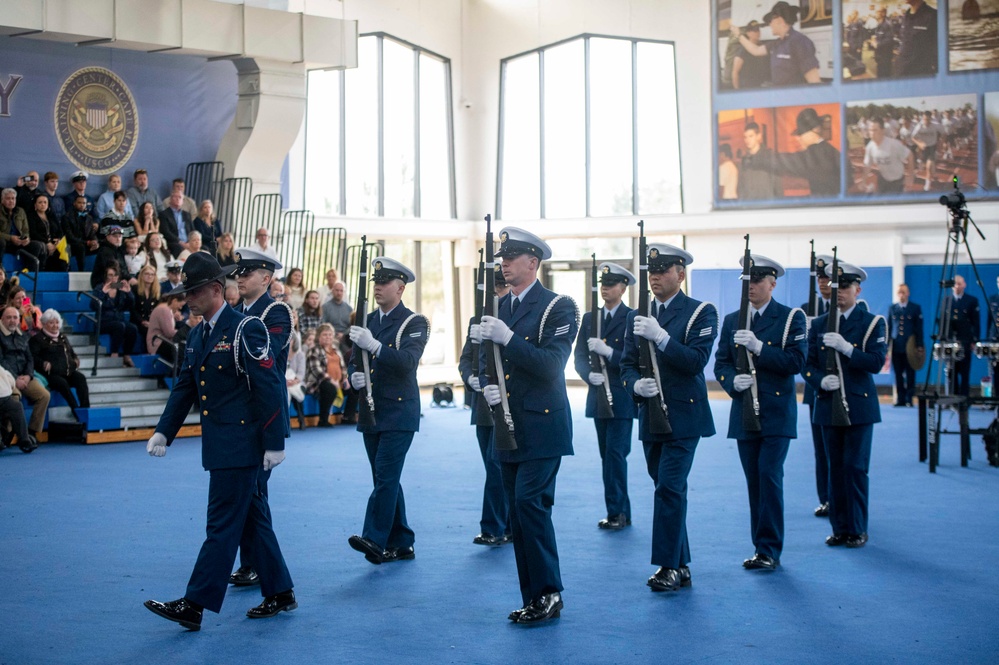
top-left (792, 108), bottom-right (828, 136)
top-left (170, 253), bottom-right (228, 296)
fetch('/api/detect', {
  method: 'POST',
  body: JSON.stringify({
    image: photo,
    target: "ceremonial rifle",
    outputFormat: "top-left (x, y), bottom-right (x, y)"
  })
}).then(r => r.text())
top-left (825, 247), bottom-right (852, 427)
top-left (808, 239), bottom-right (818, 318)
top-left (637, 220), bottom-right (671, 435)
top-left (591, 254), bottom-right (615, 419)
top-left (356, 235), bottom-right (376, 427)
top-left (473, 248), bottom-right (494, 426)
top-left (483, 214), bottom-right (517, 450)
top-left (736, 235), bottom-right (762, 433)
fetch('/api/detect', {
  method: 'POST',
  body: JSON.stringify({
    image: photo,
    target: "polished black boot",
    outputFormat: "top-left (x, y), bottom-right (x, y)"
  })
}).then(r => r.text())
top-left (144, 597), bottom-right (203, 631)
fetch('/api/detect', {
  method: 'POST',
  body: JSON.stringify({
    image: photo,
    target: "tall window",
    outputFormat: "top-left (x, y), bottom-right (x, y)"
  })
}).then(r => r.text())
top-left (305, 34), bottom-right (455, 219)
top-left (498, 35), bottom-right (682, 219)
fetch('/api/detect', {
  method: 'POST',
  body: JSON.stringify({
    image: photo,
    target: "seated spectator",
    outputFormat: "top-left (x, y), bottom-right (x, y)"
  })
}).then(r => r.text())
top-left (160, 260), bottom-right (183, 294)
top-left (193, 200), bottom-right (221, 256)
top-left (121, 236), bottom-right (146, 285)
top-left (26, 194), bottom-right (69, 272)
top-left (285, 268), bottom-right (306, 310)
top-left (144, 232), bottom-right (173, 280)
top-left (125, 168), bottom-right (157, 216)
top-left (95, 174), bottom-right (133, 220)
top-left (321, 281), bottom-right (353, 337)
top-left (317, 268), bottom-right (340, 303)
top-left (133, 201), bottom-right (159, 242)
top-left (61, 171), bottom-right (96, 219)
top-left (99, 191), bottom-right (132, 237)
top-left (40, 172), bottom-right (65, 221)
top-left (0, 305), bottom-right (50, 441)
top-left (224, 281), bottom-right (241, 308)
top-left (7, 287), bottom-right (41, 335)
top-left (159, 178), bottom-right (198, 218)
top-left (89, 226), bottom-right (126, 288)
top-left (301, 328), bottom-right (316, 352)
top-left (62, 195), bottom-right (100, 271)
top-left (132, 265), bottom-right (160, 350)
top-left (297, 290), bottom-right (321, 335)
top-left (287, 332), bottom-right (307, 430)
top-left (147, 292), bottom-right (185, 362)
top-left (216, 232), bottom-right (236, 268)
top-left (269, 279), bottom-right (286, 302)
top-left (0, 266), bottom-right (17, 305)
top-left (91, 264), bottom-right (137, 367)
top-left (176, 230), bottom-right (206, 261)
top-left (0, 364), bottom-right (35, 453)
top-left (158, 191), bottom-right (193, 258)
top-left (304, 323), bottom-right (345, 428)
top-left (15, 171), bottom-right (44, 213)
top-left (30, 309), bottom-right (90, 414)
top-left (0, 188), bottom-right (48, 267)
top-left (253, 227), bottom-right (282, 279)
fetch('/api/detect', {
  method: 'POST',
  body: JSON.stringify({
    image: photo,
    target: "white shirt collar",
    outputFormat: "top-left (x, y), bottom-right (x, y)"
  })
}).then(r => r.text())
top-left (512, 279), bottom-right (538, 304)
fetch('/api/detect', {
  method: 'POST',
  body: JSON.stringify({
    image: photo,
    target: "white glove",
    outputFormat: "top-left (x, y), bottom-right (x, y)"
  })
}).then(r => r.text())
top-left (733, 329), bottom-right (764, 355)
top-left (633, 377), bottom-right (659, 398)
top-left (733, 374), bottom-right (754, 392)
top-left (146, 432), bottom-right (167, 457)
top-left (480, 315), bottom-right (514, 346)
top-left (349, 326), bottom-right (382, 355)
top-left (587, 337), bottom-right (613, 358)
top-left (633, 316), bottom-right (669, 346)
top-left (820, 374), bottom-right (841, 391)
top-left (469, 323), bottom-right (483, 344)
top-left (483, 384), bottom-right (502, 406)
top-left (351, 371), bottom-right (367, 390)
top-left (263, 450), bottom-right (285, 471)
top-left (468, 375), bottom-right (482, 392)
top-left (823, 332), bottom-right (853, 355)
top-left (588, 372), bottom-right (605, 386)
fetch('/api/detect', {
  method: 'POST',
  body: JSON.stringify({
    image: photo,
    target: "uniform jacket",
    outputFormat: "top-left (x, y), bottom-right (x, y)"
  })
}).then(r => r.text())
top-left (155, 305), bottom-right (286, 470)
top-left (243, 292), bottom-right (292, 435)
top-left (804, 308), bottom-right (887, 427)
top-left (888, 301), bottom-right (924, 349)
top-left (573, 305), bottom-right (636, 420)
top-left (158, 207), bottom-right (195, 258)
top-left (944, 294), bottom-right (980, 345)
top-left (0, 326), bottom-right (34, 377)
top-left (347, 302), bottom-right (429, 433)
top-left (478, 283), bottom-right (578, 463)
top-left (714, 300), bottom-right (807, 440)
top-left (458, 316), bottom-right (489, 427)
top-left (800, 297), bottom-right (831, 408)
top-left (620, 290), bottom-right (717, 442)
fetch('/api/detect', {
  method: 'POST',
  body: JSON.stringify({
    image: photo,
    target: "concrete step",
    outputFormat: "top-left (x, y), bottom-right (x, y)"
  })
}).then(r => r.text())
top-left (76, 366), bottom-right (143, 379)
top-left (88, 388), bottom-right (171, 405)
top-left (74, 355), bottom-right (126, 369)
top-left (120, 411), bottom-right (198, 430)
top-left (87, 377), bottom-right (160, 392)
top-left (120, 402), bottom-right (173, 418)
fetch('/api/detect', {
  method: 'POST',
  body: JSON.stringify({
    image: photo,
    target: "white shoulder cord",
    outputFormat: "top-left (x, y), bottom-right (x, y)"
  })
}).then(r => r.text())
top-left (232, 301), bottom-right (295, 380)
top-left (395, 313), bottom-right (431, 348)
top-left (863, 315), bottom-right (885, 352)
top-left (783, 308), bottom-right (805, 349)
top-left (684, 302), bottom-right (716, 343)
top-left (539, 295), bottom-right (579, 339)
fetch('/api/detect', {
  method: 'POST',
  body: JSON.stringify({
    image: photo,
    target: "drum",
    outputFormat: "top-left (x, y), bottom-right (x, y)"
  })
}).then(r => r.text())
top-left (933, 341), bottom-right (965, 361)
top-left (974, 342), bottom-right (999, 360)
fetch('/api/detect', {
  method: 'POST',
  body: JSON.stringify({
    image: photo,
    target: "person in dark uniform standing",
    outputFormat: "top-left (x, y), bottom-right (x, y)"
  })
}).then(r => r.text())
top-left (346, 258), bottom-right (429, 564)
top-left (620, 244), bottom-right (718, 593)
top-left (944, 275), bottom-right (980, 397)
top-left (888, 284), bottom-right (924, 406)
top-left (478, 227), bottom-right (579, 624)
top-left (737, 1), bottom-right (821, 86)
top-left (987, 277), bottom-right (999, 382)
top-left (802, 255), bottom-right (833, 517)
top-left (573, 262), bottom-right (637, 531)
top-left (895, 0), bottom-right (938, 78)
top-left (224, 248), bottom-right (293, 588)
top-left (871, 7), bottom-right (896, 78)
top-left (458, 265), bottom-right (511, 547)
top-left (715, 255), bottom-right (806, 570)
top-left (804, 261), bottom-right (887, 549)
top-left (143, 253), bottom-right (295, 631)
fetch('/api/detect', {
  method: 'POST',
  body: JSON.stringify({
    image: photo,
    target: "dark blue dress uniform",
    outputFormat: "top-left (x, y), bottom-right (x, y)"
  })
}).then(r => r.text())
top-left (347, 301), bottom-right (429, 551)
top-left (573, 303), bottom-right (636, 524)
top-left (801, 295), bottom-right (831, 509)
top-left (987, 293), bottom-right (999, 342)
top-left (155, 304), bottom-right (292, 614)
top-left (804, 294), bottom-right (887, 543)
top-left (888, 300), bottom-right (923, 405)
top-left (715, 292), bottom-right (807, 563)
top-left (895, 0), bottom-right (937, 77)
top-left (621, 286), bottom-right (717, 573)
top-left (458, 317), bottom-right (508, 541)
top-left (944, 292), bottom-right (980, 396)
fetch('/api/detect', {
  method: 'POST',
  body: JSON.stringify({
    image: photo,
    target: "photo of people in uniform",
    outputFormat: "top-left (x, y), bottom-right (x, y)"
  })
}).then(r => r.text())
top-left (985, 92), bottom-right (999, 188)
top-left (840, 1), bottom-right (938, 81)
top-left (949, 0), bottom-right (999, 72)
top-left (717, 102), bottom-right (841, 204)
top-left (717, 0), bottom-right (833, 90)
top-left (845, 95), bottom-right (978, 196)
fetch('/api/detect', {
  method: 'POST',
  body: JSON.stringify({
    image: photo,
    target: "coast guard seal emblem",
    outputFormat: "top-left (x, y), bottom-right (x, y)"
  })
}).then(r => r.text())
top-left (54, 67), bottom-right (139, 176)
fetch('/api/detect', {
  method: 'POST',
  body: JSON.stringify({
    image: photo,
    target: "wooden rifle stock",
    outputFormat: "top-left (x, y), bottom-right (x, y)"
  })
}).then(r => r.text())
top-left (590, 254), bottom-right (615, 419)
top-left (825, 247), bottom-right (852, 427)
top-left (482, 215), bottom-right (517, 450)
top-left (637, 221), bottom-right (671, 435)
top-left (473, 249), bottom-right (494, 427)
top-left (736, 235), bottom-right (762, 433)
top-left (356, 235), bottom-right (376, 427)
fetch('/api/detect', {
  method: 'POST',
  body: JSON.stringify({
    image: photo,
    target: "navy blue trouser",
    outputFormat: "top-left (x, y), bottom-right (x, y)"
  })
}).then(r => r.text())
top-left (475, 425), bottom-right (508, 537)
top-left (809, 402), bottom-right (828, 505)
top-left (892, 349), bottom-right (916, 404)
top-left (501, 457), bottom-right (563, 606)
top-left (822, 423), bottom-right (874, 537)
top-left (737, 436), bottom-right (791, 560)
top-left (643, 436), bottom-right (698, 568)
top-left (186, 466), bottom-right (293, 613)
top-left (362, 430), bottom-right (415, 549)
top-left (594, 417), bottom-right (633, 518)
top-left (237, 467), bottom-right (270, 569)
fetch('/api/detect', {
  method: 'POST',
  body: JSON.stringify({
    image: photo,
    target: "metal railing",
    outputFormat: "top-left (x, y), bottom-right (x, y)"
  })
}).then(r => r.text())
top-left (344, 240), bottom-right (384, 302)
top-left (216, 177), bottom-right (254, 240)
top-left (17, 250), bottom-right (39, 305)
top-left (75, 291), bottom-right (102, 377)
top-left (184, 161), bottom-right (225, 211)
top-left (302, 227), bottom-right (348, 290)
top-left (152, 334), bottom-right (180, 380)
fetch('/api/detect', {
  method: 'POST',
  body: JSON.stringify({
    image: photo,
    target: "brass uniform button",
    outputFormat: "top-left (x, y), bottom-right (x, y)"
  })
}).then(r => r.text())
top-left (200, 381), bottom-right (205, 386)
top-left (203, 410), bottom-right (208, 415)
top-left (200, 366), bottom-right (205, 372)
top-left (544, 409), bottom-right (549, 414)
top-left (202, 395), bottom-right (207, 401)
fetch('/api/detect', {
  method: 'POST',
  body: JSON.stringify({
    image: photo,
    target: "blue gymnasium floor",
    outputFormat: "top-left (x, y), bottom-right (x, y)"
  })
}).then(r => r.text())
top-left (2, 390), bottom-right (998, 665)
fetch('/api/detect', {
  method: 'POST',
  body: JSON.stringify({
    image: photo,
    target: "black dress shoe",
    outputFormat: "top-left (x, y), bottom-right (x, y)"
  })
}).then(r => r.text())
top-left (678, 566), bottom-right (692, 588)
top-left (825, 534), bottom-right (848, 546)
top-left (743, 553), bottom-right (780, 570)
top-left (814, 502), bottom-right (829, 517)
top-left (597, 514), bottom-right (632, 530)
top-left (246, 590), bottom-right (297, 618)
top-left (647, 567), bottom-right (685, 592)
top-left (144, 598), bottom-right (202, 631)
top-left (229, 566), bottom-right (260, 586)
top-left (348, 535), bottom-right (385, 564)
top-left (473, 533), bottom-right (510, 547)
top-left (381, 546), bottom-right (415, 563)
top-left (845, 533), bottom-right (868, 548)
top-left (515, 592), bottom-right (562, 623)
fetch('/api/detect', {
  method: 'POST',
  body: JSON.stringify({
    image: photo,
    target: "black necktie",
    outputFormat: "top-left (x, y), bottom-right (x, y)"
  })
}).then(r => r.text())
top-left (511, 297), bottom-right (520, 316)
top-left (202, 323), bottom-right (212, 348)
top-left (604, 311), bottom-right (612, 330)
top-left (752, 311), bottom-right (761, 329)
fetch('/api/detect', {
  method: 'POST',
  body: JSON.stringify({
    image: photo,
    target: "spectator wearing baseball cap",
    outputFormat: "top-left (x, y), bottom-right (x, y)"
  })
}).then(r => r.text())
top-left (89, 225), bottom-right (127, 289)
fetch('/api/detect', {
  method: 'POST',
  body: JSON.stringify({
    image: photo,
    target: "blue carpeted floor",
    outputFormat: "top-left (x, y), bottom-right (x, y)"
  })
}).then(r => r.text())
top-left (2, 389), bottom-right (997, 664)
